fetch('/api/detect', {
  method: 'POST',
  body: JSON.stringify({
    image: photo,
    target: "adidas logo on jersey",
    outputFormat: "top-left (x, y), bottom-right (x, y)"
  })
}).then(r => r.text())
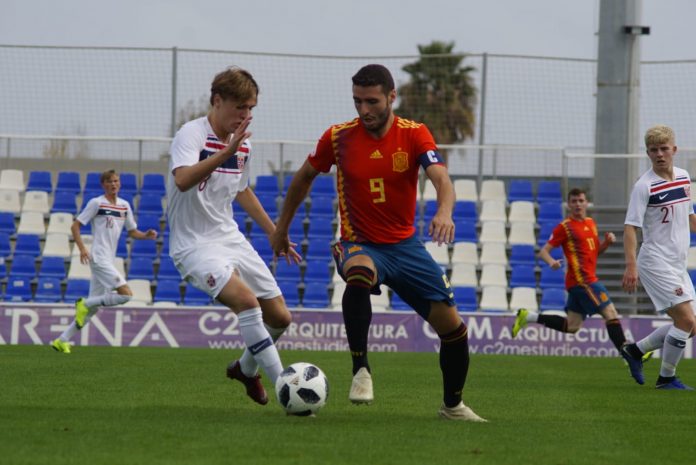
top-left (370, 150), bottom-right (383, 159)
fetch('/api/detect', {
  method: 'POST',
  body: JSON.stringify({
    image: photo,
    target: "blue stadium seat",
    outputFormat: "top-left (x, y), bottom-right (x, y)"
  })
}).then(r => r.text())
top-left (55, 171), bottom-right (81, 195)
top-left (256, 194), bottom-right (278, 218)
top-left (691, 232), bottom-right (696, 247)
top-left (250, 237), bottom-right (274, 263)
top-left (80, 221), bottom-right (92, 235)
top-left (390, 293), bottom-right (411, 311)
top-left (51, 192), bottom-right (77, 214)
top-left (288, 216), bottom-right (306, 240)
top-left (689, 269), bottom-right (696, 286)
top-left (137, 194), bottom-right (163, 217)
top-left (82, 189), bottom-right (102, 203)
top-left (140, 173), bottom-right (166, 197)
top-left (307, 195), bottom-right (335, 219)
top-left (157, 256), bottom-right (180, 281)
top-left (84, 172), bottom-right (102, 194)
top-left (0, 232), bottom-right (11, 257)
top-left (508, 180), bottom-right (534, 202)
top-left (304, 239), bottom-right (331, 260)
top-left (537, 181), bottom-right (562, 203)
top-left (539, 267), bottom-right (565, 290)
top-left (303, 259), bottom-right (331, 284)
top-left (128, 257), bottom-right (155, 280)
top-left (509, 265), bottom-right (536, 288)
top-left (540, 288), bottom-right (567, 311)
top-left (154, 279), bottom-right (182, 304)
top-left (183, 283), bottom-right (211, 306)
top-left (509, 244), bottom-right (536, 266)
top-left (64, 279), bottom-right (90, 303)
top-left (232, 205), bottom-right (248, 234)
top-left (26, 171), bottom-right (53, 193)
top-left (279, 281), bottom-right (300, 307)
top-left (4, 276), bottom-right (33, 302)
top-left (453, 286), bottom-right (478, 312)
top-left (39, 256), bottom-right (66, 279)
top-left (14, 234), bottom-right (41, 258)
top-left (248, 221), bottom-right (266, 239)
top-left (136, 214), bottom-right (161, 234)
top-left (454, 220), bottom-right (477, 243)
top-left (274, 261), bottom-right (301, 284)
top-left (282, 175), bottom-right (294, 195)
top-left (306, 218), bottom-right (333, 241)
top-left (116, 234), bottom-right (129, 258)
top-left (119, 173), bottom-right (138, 196)
top-left (537, 202), bottom-right (564, 225)
top-left (302, 282), bottom-right (329, 308)
top-left (253, 175), bottom-right (279, 196)
top-left (422, 200), bottom-right (438, 224)
top-left (453, 201), bottom-right (477, 222)
top-left (0, 213), bottom-right (16, 236)
top-left (537, 222), bottom-right (556, 247)
top-left (34, 277), bottom-right (63, 303)
top-left (311, 176), bottom-right (336, 197)
top-left (130, 240), bottom-right (158, 259)
top-left (10, 254), bottom-right (37, 277)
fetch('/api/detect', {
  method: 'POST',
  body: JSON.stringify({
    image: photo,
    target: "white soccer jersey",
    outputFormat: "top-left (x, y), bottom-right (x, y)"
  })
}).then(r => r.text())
top-left (76, 195), bottom-right (136, 264)
top-left (625, 166), bottom-right (694, 268)
top-left (167, 116), bottom-right (251, 258)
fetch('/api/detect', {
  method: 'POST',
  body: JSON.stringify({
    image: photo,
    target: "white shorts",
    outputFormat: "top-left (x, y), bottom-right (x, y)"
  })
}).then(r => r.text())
top-left (638, 259), bottom-right (696, 313)
top-left (90, 261), bottom-right (127, 297)
top-left (172, 239), bottom-right (281, 300)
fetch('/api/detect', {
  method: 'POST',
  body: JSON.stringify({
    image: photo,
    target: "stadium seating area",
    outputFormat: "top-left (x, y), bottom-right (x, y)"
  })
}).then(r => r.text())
top-left (0, 169), bottom-right (583, 313)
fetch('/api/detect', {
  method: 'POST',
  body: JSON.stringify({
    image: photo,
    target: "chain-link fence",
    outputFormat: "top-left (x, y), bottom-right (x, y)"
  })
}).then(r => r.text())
top-left (2, 45), bottom-right (696, 178)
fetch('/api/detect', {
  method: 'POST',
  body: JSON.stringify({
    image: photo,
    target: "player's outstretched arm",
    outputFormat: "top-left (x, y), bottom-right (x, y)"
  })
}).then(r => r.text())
top-left (236, 188), bottom-right (301, 264)
top-left (270, 160), bottom-right (319, 257)
top-left (173, 117), bottom-right (252, 192)
top-left (622, 225), bottom-right (639, 293)
top-left (424, 164), bottom-right (455, 245)
top-left (71, 219), bottom-right (91, 265)
top-left (689, 213), bottom-right (696, 232)
top-left (598, 232), bottom-right (616, 254)
top-left (128, 229), bottom-right (158, 240)
top-left (538, 243), bottom-right (562, 270)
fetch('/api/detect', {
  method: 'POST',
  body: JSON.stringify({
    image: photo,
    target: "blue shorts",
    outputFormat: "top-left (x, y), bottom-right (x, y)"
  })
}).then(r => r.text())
top-left (566, 282), bottom-right (612, 317)
top-left (332, 235), bottom-right (455, 319)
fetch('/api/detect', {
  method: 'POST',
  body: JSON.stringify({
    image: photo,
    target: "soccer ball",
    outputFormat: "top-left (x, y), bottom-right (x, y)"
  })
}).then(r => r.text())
top-left (275, 362), bottom-right (329, 416)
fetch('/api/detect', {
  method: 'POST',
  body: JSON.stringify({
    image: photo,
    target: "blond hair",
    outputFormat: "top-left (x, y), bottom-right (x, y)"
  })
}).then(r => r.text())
top-left (644, 125), bottom-right (675, 147)
top-left (209, 67), bottom-right (259, 105)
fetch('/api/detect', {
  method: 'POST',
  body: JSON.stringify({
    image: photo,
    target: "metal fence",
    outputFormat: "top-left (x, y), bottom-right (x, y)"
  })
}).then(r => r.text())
top-left (2, 45), bottom-right (696, 182)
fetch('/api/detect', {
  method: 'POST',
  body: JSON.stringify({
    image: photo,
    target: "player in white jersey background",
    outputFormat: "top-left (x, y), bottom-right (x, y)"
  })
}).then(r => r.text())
top-left (622, 125), bottom-right (696, 390)
top-left (167, 67), bottom-right (301, 406)
top-left (51, 170), bottom-right (159, 353)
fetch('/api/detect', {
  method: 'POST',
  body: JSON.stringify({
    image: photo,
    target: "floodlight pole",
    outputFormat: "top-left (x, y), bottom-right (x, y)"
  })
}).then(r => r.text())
top-left (593, 0), bottom-right (648, 223)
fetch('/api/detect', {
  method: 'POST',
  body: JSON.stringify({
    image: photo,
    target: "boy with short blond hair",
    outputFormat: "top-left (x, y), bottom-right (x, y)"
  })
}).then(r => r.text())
top-left (622, 124), bottom-right (696, 390)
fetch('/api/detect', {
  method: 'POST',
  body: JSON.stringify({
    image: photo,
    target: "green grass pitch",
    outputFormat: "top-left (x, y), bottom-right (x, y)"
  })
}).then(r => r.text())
top-left (1, 345), bottom-right (693, 465)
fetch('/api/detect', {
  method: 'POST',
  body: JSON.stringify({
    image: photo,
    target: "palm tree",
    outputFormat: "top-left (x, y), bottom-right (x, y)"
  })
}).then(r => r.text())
top-left (396, 41), bottom-right (477, 145)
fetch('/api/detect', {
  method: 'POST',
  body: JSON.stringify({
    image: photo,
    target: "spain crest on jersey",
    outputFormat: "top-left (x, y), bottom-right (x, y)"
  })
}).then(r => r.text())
top-left (236, 154), bottom-right (246, 171)
top-left (392, 151), bottom-right (408, 172)
top-left (685, 184), bottom-right (691, 200)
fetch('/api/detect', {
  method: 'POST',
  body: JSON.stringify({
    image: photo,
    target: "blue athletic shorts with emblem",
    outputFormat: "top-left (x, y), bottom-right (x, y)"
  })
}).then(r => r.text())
top-left (332, 235), bottom-right (455, 319)
top-left (566, 282), bottom-right (612, 318)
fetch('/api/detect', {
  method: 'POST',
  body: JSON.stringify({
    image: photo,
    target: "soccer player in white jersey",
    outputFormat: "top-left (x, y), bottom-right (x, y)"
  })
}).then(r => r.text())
top-left (51, 170), bottom-right (158, 353)
top-left (622, 125), bottom-right (696, 390)
top-left (167, 67), bottom-right (300, 406)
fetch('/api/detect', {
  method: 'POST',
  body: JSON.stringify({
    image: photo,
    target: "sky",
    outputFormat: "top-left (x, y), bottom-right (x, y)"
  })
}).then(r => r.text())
top-left (1, 0), bottom-right (695, 60)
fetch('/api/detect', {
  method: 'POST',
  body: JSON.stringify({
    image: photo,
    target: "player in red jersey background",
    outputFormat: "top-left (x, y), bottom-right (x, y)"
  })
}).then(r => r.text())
top-left (271, 64), bottom-right (485, 421)
top-left (512, 188), bottom-right (643, 384)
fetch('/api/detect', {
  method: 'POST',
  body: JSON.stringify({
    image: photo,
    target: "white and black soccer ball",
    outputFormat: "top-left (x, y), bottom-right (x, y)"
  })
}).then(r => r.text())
top-left (275, 362), bottom-right (329, 416)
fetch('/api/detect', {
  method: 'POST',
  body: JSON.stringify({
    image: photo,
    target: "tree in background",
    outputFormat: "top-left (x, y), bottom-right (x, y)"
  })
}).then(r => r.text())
top-left (396, 41), bottom-right (477, 146)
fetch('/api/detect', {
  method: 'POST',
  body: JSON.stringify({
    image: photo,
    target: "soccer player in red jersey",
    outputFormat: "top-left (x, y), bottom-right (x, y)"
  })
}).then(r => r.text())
top-left (270, 64), bottom-right (485, 421)
top-left (511, 188), bottom-right (642, 383)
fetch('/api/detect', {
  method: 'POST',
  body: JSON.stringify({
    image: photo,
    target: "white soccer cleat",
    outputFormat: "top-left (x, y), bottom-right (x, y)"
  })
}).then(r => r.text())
top-left (438, 402), bottom-right (487, 422)
top-left (349, 367), bottom-right (374, 404)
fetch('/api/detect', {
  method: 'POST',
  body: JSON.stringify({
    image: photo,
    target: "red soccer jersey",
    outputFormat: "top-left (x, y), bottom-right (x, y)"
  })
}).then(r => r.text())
top-left (547, 217), bottom-right (600, 288)
top-left (308, 116), bottom-right (439, 243)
